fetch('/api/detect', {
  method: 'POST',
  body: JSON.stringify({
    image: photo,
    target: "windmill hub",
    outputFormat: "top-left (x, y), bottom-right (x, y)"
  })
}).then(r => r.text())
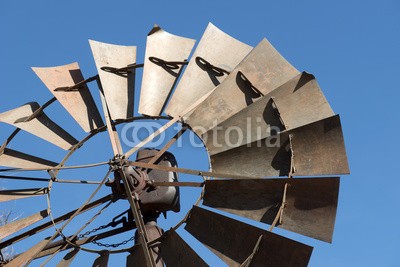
top-left (109, 164), bottom-right (148, 196)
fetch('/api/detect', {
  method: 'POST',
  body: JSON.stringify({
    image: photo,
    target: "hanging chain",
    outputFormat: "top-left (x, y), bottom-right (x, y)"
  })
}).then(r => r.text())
top-left (77, 209), bottom-right (134, 248)
top-left (91, 236), bottom-right (135, 248)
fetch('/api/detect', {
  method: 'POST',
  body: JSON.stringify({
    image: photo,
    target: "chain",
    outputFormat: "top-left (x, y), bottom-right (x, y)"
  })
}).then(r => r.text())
top-left (78, 223), bottom-right (115, 239)
top-left (91, 236), bottom-right (135, 248)
top-left (76, 210), bottom-right (133, 248)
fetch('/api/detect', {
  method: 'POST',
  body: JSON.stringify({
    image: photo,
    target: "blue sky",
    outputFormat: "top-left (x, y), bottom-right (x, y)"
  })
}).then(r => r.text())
top-left (0, 1), bottom-right (399, 266)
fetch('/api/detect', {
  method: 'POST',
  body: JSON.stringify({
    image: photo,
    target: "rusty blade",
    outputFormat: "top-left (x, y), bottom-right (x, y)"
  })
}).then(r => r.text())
top-left (139, 25), bottom-right (196, 116)
top-left (289, 114), bottom-right (350, 176)
top-left (0, 188), bottom-right (48, 203)
top-left (0, 102), bottom-right (78, 150)
top-left (56, 248), bottom-right (80, 267)
top-left (0, 209), bottom-right (49, 240)
top-left (93, 250), bottom-right (109, 267)
top-left (185, 206), bottom-right (312, 267)
top-left (210, 115), bottom-right (349, 177)
top-left (0, 148), bottom-right (58, 168)
top-left (32, 63), bottom-right (104, 132)
top-left (204, 72), bottom-right (334, 155)
top-left (203, 177), bottom-right (340, 242)
top-left (186, 38), bottom-right (300, 135)
top-left (159, 229), bottom-right (209, 267)
top-left (89, 40), bottom-right (136, 120)
top-left (165, 23), bottom-right (252, 118)
top-left (4, 237), bottom-right (50, 267)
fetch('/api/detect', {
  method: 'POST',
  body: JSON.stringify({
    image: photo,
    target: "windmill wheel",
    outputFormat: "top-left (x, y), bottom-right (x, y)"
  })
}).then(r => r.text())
top-left (0, 23), bottom-right (349, 267)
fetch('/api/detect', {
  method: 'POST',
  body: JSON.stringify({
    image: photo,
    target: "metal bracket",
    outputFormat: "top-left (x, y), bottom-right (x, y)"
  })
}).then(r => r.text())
top-left (13, 97), bottom-right (57, 123)
top-left (100, 63), bottom-right (144, 76)
top-left (239, 235), bottom-right (264, 267)
top-left (53, 75), bottom-right (99, 92)
top-left (195, 56), bottom-right (231, 76)
top-left (149, 56), bottom-right (188, 70)
top-left (268, 182), bottom-right (289, 231)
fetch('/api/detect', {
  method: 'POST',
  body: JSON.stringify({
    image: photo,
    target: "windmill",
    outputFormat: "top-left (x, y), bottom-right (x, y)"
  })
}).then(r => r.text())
top-left (0, 23), bottom-right (349, 266)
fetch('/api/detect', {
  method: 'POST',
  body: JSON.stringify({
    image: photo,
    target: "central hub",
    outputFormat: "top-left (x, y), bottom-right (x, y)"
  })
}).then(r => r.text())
top-left (116, 166), bottom-right (149, 194)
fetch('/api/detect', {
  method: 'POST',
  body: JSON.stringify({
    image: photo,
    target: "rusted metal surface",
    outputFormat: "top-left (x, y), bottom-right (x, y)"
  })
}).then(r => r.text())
top-left (186, 38), bottom-right (299, 135)
top-left (139, 25), bottom-right (196, 116)
top-left (0, 148), bottom-right (58, 168)
top-left (0, 187), bottom-right (47, 203)
top-left (0, 209), bottom-right (49, 240)
top-left (92, 250), bottom-right (110, 267)
top-left (159, 229), bottom-right (209, 267)
top-left (204, 72), bottom-right (334, 155)
top-left (0, 102), bottom-right (78, 150)
top-left (56, 248), bottom-right (80, 267)
top-left (89, 40), bottom-right (136, 120)
top-left (289, 114), bottom-right (350, 176)
top-left (203, 177), bottom-right (340, 242)
top-left (136, 149), bottom-right (180, 214)
top-left (32, 63), bottom-right (104, 132)
top-left (0, 195), bottom-right (113, 250)
top-left (210, 115), bottom-right (349, 177)
top-left (185, 206), bottom-right (312, 267)
top-left (129, 160), bottom-right (262, 180)
top-left (165, 23), bottom-right (252, 118)
top-left (127, 223), bottom-right (164, 267)
top-left (4, 237), bottom-right (50, 267)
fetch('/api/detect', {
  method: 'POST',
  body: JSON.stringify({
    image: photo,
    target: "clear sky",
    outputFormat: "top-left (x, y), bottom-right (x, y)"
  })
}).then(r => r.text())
top-left (0, 1), bottom-right (399, 266)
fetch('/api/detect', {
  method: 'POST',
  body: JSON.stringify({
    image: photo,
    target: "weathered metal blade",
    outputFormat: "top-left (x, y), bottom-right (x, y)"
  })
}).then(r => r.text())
top-left (186, 38), bottom-right (300, 135)
top-left (210, 115), bottom-right (349, 177)
top-left (89, 40), bottom-right (136, 120)
top-left (0, 102), bottom-right (78, 150)
top-left (0, 148), bottom-right (58, 168)
top-left (56, 248), bottom-right (80, 267)
top-left (203, 72), bottom-right (334, 155)
top-left (0, 209), bottom-right (49, 240)
top-left (92, 251), bottom-right (109, 267)
top-left (165, 23), bottom-right (252, 118)
top-left (159, 229), bottom-right (209, 267)
top-left (32, 63), bottom-right (104, 132)
top-left (139, 25), bottom-right (196, 116)
top-left (0, 188), bottom-right (48, 203)
top-left (4, 237), bottom-right (50, 267)
top-left (203, 177), bottom-right (340, 242)
top-left (185, 206), bottom-right (312, 267)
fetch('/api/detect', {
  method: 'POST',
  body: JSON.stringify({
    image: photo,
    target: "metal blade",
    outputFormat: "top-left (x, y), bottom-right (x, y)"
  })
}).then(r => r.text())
top-left (185, 206), bottom-right (312, 267)
top-left (4, 237), bottom-right (50, 267)
top-left (0, 102), bottom-right (78, 150)
top-left (0, 148), bottom-right (58, 168)
top-left (0, 209), bottom-right (49, 240)
top-left (210, 115), bottom-right (349, 177)
top-left (159, 229), bottom-right (209, 267)
top-left (32, 63), bottom-right (104, 132)
top-left (92, 250), bottom-right (109, 267)
top-left (139, 25), bottom-right (196, 116)
top-left (165, 23), bottom-right (252, 118)
top-left (89, 40), bottom-right (136, 120)
top-left (203, 177), bottom-right (340, 242)
top-left (186, 38), bottom-right (300, 135)
top-left (56, 248), bottom-right (80, 267)
top-left (204, 72), bottom-right (334, 155)
top-left (0, 188), bottom-right (47, 203)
